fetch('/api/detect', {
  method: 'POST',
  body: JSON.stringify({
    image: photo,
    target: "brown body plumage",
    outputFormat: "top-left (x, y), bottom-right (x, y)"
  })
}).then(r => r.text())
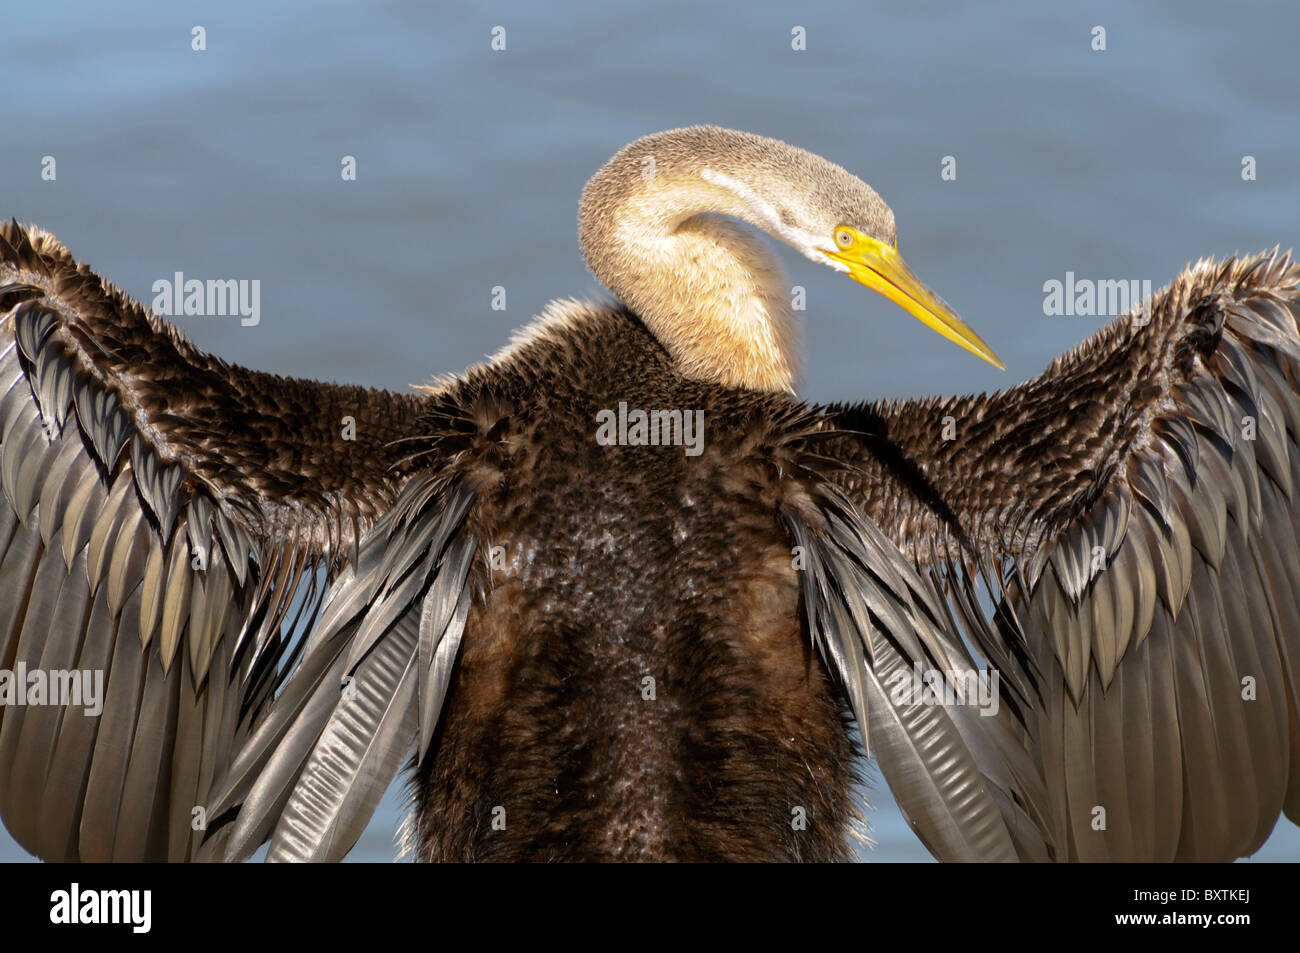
top-left (411, 305), bottom-right (857, 859)
top-left (1, 126), bottom-right (1299, 863)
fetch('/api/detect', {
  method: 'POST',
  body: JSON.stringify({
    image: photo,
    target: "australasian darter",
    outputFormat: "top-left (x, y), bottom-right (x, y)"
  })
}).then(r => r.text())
top-left (0, 126), bottom-right (1297, 862)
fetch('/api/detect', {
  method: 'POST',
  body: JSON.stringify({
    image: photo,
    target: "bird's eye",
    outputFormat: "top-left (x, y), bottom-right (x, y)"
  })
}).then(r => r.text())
top-left (834, 227), bottom-right (854, 249)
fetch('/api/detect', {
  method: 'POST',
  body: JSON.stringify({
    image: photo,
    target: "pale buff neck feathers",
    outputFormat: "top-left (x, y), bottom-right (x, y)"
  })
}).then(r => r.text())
top-left (581, 161), bottom-right (801, 392)
top-left (577, 127), bottom-right (895, 394)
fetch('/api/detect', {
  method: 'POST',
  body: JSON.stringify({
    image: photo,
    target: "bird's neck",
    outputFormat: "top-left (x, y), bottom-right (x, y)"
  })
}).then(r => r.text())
top-left (582, 199), bottom-right (802, 394)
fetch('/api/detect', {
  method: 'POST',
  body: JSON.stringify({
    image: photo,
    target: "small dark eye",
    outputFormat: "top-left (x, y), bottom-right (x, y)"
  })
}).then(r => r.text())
top-left (835, 228), bottom-right (853, 248)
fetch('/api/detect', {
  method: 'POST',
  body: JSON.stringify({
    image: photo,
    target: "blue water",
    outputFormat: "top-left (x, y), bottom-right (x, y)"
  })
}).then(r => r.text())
top-left (1, 0), bottom-right (1298, 861)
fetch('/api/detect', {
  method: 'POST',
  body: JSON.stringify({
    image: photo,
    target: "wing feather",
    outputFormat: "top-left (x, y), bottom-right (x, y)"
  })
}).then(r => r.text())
top-left (0, 221), bottom-right (431, 860)
top-left (826, 251), bottom-right (1300, 859)
top-left (787, 488), bottom-right (1046, 861)
top-left (211, 473), bottom-right (476, 862)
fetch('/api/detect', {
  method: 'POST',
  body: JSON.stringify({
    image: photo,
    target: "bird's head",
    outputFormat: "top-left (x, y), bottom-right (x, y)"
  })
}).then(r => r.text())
top-left (818, 221), bottom-right (1004, 370)
top-left (579, 126), bottom-right (1004, 391)
top-left (685, 127), bottom-right (1004, 371)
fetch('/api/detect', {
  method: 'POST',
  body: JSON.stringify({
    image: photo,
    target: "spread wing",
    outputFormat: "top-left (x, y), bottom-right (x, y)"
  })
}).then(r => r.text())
top-left (0, 221), bottom-right (451, 861)
top-left (822, 250), bottom-right (1300, 861)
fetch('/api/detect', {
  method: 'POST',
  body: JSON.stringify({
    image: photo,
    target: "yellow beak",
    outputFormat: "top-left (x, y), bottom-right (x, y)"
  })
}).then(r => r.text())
top-left (826, 229), bottom-right (1004, 370)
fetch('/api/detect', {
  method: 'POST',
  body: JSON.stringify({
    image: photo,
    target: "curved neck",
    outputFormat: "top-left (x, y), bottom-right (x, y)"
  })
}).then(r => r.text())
top-left (579, 169), bottom-right (802, 394)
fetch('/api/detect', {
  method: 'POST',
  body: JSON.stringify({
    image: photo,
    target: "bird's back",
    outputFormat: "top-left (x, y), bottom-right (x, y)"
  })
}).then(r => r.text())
top-left (408, 302), bottom-right (858, 860)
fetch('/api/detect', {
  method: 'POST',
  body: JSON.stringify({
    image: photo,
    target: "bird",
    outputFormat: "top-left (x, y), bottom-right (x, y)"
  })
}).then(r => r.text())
top-left (0, 125), bottom-right (1298, 862)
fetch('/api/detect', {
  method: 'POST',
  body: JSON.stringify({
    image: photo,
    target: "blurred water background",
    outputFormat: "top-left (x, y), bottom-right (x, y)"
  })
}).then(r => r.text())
top-left (1, 0), bottom-right (1298, 861)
